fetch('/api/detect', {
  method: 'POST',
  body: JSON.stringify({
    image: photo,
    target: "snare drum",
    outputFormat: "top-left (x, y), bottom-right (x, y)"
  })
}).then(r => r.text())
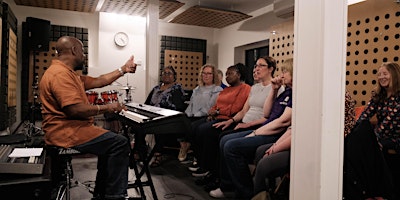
top-left (101, 90), bottom-right (119, 104)
top-left (86, 91), bottom-right (99, 105)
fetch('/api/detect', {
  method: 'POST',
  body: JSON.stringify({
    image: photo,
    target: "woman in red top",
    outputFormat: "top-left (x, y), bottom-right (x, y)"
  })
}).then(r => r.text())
top-left (188, 63), bottom-right (251, 177)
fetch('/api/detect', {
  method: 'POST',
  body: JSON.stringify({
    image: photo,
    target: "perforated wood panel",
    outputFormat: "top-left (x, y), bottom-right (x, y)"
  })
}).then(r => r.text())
top-left (14, 0), bottom-right (98, 12)
top-left (164, 50), bottom-right (203, 90)
top-left (347, 1), bottom-right (400, 106)
top-left (159, 0), bottom-right (185, 19)
top-left (269, 20), bottom-right (294, 76)
top-left (100, 0), bottom-right (184, 18)
top-left (170, 5), bottom-right (252, 28)
top-left (7, 28), bottom-right (17, 107)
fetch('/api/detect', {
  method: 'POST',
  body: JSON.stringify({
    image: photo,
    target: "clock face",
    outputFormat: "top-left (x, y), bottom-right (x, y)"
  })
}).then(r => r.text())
top-left (114, 32), bottom-right (129, 47)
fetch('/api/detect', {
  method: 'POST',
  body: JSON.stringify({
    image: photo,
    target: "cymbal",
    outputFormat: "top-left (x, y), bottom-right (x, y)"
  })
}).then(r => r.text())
top-left (120, 86), bottom-right (136, 90)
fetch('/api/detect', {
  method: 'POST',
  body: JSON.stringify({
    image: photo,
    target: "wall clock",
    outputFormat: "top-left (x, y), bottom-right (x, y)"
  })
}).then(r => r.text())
top-left (114, 32), bottom-right (129, 47)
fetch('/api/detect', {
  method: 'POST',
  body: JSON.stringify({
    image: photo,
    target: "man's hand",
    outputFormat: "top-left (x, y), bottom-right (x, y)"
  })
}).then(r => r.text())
top-left (106, 102), bottom-right (126, 113)
top-left (124, 55), bottom-right (137, 73)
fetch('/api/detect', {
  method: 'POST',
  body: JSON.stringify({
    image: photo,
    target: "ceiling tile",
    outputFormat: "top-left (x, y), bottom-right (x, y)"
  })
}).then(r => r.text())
top-left (14, 0), bottom-right (98, 13)
top-left (169, 5), bottom-right (252, 29)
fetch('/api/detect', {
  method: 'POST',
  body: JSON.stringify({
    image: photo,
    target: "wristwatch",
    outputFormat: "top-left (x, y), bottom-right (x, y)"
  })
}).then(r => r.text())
top-left (118, 67), bottom-right (125, 76)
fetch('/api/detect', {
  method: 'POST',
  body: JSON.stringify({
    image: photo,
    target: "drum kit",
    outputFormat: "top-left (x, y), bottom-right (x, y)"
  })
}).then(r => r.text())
top-left (86, 90), bottom-right (119, 105)
top-left (86, 84), bottom-right (135, 133)
top-left (85, 84), bottom-right (136, 105)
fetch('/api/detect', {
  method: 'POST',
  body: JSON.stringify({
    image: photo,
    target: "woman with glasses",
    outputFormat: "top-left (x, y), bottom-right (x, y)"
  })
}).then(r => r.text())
top-left (191, 56), bottom-right (280, 191)
top-left (210, 58), bottom-right (293, 199)
top-left (178, 64), bottom-right (223, 161)
top-left (141, 66), bottom-right (185, 167)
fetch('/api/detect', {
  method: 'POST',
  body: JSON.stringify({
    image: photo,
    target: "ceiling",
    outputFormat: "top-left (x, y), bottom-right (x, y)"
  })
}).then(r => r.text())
top-left (13, 0), bottom-right (278, 29)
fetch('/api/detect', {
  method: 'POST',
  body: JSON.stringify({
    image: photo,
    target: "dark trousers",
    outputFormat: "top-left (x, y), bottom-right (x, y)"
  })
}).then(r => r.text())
top-left (73, 132), bottom-right (130, 199)
top-left (253, 143), bottom-right (290, 195)
top-left (219, 131), bottom-right (281, 198)
top-left (343, 120), bottom-right (395, 199)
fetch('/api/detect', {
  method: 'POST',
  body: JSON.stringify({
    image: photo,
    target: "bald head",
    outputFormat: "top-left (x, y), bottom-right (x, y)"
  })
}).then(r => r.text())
top-left (55, 36), bottom-right (86, 70)
top-left (56, 36), bottom-right (81, 56)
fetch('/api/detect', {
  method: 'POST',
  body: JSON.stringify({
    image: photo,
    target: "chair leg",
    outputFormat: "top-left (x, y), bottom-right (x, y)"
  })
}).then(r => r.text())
top-left (54, 157), bottom-right (72, 200)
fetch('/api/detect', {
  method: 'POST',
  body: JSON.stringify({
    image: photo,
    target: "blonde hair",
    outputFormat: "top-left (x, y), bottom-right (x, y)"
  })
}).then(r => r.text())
top-left (198, 64), bottom-right (219, 86)
top-left (281, 58), bottom-right (294, 76)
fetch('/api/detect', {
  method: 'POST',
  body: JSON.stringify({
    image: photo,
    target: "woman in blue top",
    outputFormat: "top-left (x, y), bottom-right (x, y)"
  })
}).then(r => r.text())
top-left (179, 64), bottom-right (223, 161)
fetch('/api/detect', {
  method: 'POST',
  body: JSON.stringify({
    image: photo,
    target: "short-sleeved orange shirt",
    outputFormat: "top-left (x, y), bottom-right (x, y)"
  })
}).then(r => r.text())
top-left (39, 60), bottom-right (107, 148)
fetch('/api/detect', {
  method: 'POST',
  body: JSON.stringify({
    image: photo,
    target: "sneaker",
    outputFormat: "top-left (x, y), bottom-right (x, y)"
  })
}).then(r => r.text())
top-left (209, 188), bottom-right (225, 198)
top-left (192, 168), bottom-right (209, 177)
top-left (188, 161), bottom-right (199, 172)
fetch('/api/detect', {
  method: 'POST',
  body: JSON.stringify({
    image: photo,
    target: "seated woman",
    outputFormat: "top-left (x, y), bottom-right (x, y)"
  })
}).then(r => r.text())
top-left (138, 66), bottom-right (185, 167)
top-left (187, 63), bottom-right (251, 176)
top-left (347, 62), bottom-right (400, 199)
top-left (252, 90), bottom-right (356, 199)
top-left (193, 56), bottom-right (280, 189)
top-left (210, 58), bottom-right (294, 199)
top-left (178, 64), bottom-right (223, 161)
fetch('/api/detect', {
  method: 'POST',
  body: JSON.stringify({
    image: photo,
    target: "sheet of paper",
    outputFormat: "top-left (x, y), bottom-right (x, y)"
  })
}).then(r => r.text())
top-left (8, 148), bottom-right (43, 157)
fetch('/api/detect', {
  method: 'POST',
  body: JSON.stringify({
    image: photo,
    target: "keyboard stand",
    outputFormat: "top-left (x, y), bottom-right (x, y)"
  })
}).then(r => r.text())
top-left (123, 126), bottom-right (158, 200)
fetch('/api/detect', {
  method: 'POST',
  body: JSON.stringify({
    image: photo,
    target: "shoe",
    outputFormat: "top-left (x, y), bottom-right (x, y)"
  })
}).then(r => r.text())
top-left (195, 173), bottom-right (215, 185)
top-left (210, 188), bottom-right (235, 199)
top-left (251, 191), bottom-right (271, 200)
top-left (192, 168), bottom-right (209, 177)
top-left (150, 153), bottom-right (162, 168)
top-left (203, 178), bottom-right (219, 192)
top-left (178, 142), bottom-right (190, 161)
top-left (188, 160), bottom-right (199, 172)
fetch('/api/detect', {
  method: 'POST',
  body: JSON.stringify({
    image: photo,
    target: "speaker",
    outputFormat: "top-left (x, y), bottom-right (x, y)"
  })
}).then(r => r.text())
top-left (26, 17), bottom-right (50, 52)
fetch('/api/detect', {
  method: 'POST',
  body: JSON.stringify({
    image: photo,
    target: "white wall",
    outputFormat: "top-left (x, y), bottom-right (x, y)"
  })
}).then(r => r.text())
top-left (97, 12), bottom-right (147, 103)
top-left (215, 5), bottom-right (276, 75)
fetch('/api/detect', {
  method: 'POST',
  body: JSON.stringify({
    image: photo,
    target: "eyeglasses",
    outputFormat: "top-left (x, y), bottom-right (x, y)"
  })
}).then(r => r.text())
top-left (161, 72), bottom-right (174, 76)
top-left (254, 64), bottom-right (268, 68)
top-left (201, 72), bottom-right (213, 76)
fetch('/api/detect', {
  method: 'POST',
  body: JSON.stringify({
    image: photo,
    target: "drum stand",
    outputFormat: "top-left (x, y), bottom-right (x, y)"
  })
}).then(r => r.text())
top-left (13, 75), bottom-right (42, 136)
top-left (122, 84), bottom-right (134, 104)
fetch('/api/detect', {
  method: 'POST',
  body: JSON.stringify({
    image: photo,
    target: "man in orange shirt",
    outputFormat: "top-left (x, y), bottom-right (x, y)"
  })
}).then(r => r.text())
top-left (40, 36), bottom-right (137, 200)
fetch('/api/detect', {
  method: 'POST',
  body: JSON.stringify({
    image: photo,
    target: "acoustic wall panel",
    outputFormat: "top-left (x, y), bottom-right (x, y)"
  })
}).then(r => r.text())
top-left (269, 20), bottom-right (294, 77)
top-left (164, 50), bottom-right (203, 90)
top-left (347, 0), bottom-right (400, 106)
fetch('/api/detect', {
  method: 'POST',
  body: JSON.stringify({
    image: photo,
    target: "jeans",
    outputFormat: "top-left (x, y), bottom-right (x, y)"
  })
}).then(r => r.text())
top-left (73, 132), bottom-right (130, 199)
top-left (219, 130), bottom-right (281, 198)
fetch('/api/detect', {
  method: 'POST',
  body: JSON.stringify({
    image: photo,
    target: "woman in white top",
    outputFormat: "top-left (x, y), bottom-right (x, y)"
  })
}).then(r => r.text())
top-left (191, 56), bottom-right (280, 187)
top-left (213, 56), bottom-right (278, 132)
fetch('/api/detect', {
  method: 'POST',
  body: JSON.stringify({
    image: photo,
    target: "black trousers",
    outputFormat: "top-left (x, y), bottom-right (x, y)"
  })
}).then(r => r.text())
top-left (343, 120), bottom-right (395, 199)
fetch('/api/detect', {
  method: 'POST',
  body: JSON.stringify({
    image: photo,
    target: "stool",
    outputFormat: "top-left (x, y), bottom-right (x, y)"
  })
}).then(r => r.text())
top-left (47, 146), bottom-right (93, 200)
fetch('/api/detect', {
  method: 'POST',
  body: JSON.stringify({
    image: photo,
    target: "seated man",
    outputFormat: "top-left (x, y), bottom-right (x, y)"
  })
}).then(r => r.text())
top-left (40, 36), bottom-right (137, 200)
